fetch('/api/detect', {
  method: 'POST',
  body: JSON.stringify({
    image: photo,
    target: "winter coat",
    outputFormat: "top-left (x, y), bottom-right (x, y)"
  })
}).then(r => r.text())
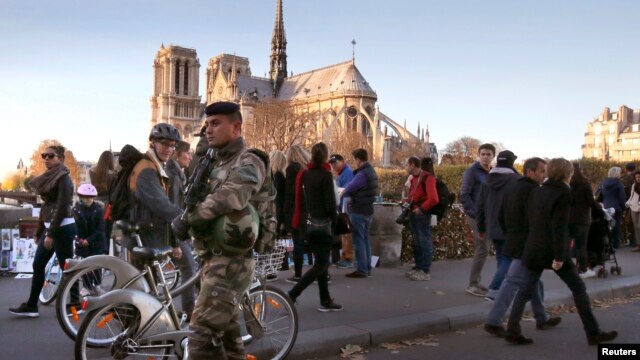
top-left (476, 168), bottom-right (519, 241)
top-left (569, 180), bottom-right (601, 226)
top-left (302, 167), bottom-right (338, 224)
top-left (626, 183), bottom-right (640, 213)
top-left (36, 174), bottom-right (74, 239)
top-left (73, 201), bottom-right (106, 257)
top-left (522, 179), bottom-right (573, 272)
top-left (342, 162), bottom-right (378, 216)
top-left (284, 163), bottom-right (305, 232)
top-left (599, 178), bottom-right (626, 214)
top-left (460, 161), bottom-right (490, 219)
top-left (500, 176), bottom-right (538, 259)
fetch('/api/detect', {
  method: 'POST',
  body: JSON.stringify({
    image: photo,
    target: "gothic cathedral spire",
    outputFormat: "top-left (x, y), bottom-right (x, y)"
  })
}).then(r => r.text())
top-left (269, 0), bottom-right (287, 95)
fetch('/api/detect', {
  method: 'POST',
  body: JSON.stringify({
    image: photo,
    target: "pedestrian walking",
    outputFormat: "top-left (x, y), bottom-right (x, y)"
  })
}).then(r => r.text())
top-left (569, 162), bottom-right (601, 278)
top-left (288, 142), bottom-right (342, 312)
top-left (505, 158), bottom-right (617, 345)
top-left (461, 143), bottom-right (496, 296)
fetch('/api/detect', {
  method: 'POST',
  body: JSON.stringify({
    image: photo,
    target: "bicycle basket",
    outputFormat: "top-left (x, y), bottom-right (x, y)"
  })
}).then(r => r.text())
top-left (253, 245), bottom-right (287, 277)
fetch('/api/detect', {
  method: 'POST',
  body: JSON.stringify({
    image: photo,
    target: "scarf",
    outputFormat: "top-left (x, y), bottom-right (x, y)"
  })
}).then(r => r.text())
top-left (29, 164), bottom-right (70, 194)
top-left (291, 162), bottom-right (332, 229)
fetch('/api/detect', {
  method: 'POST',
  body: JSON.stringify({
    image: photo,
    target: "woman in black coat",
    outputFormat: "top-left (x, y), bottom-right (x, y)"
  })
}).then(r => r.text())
top-left (10, 145), bottom-right (78, 317)
top-left (569, 163), bottom-right (601, 276)
top-left (287, 142), bottom-right (342, 312)
top-left (505, 158), bottom-right (616, 345)
top-left (269, 150), bottom-right (289, 273)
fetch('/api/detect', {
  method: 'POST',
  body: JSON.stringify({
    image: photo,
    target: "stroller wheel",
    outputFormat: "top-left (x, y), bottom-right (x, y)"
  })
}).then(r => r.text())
top-left (610, 266), bottom-right (615, 275)
top-left (616, 266), bottom-right (622, 275)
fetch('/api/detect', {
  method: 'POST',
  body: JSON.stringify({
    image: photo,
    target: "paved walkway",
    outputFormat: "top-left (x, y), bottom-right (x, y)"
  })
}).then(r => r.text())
top-left (0, 247), bottom-right (638, 359)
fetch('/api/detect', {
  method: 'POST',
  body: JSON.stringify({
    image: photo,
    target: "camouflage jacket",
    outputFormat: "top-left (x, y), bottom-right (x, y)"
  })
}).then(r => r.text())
top-left (188, 137), bottom-right (266, 255)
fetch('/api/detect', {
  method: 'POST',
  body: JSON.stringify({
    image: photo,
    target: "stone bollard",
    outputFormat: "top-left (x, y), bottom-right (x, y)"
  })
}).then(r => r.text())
top-left (370, 202), bottom-right (404, 267)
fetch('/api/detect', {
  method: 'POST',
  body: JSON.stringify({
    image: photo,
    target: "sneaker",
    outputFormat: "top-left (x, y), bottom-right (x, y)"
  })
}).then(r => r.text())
top-left (9, 303), bottom-right (39, 318)
top-left (336, 260), bottom-right (354, 269)
top-left (405, 269), bottom-right (417, 278)
top-left (466, 285), bottom-right (488, 297)
top-left (266, 274), bottom-right (278, 282)
top-left (285, 276), bottom-right (301, 284)
top-left (484, 324), bottom-right (506, 338)
top-left (318, 300), bottom-right (343, 312)
top-left (345, 271), bottom-right (367, 278)
top-left (587, 330), bottom-right (618, 345)
top-left (579, 268), bottom-right (596, 279)
top-left (409, 270), bottom-right (431, 281)
top-left (536, 316), bottom-right (561, 330)
top-left (485, 289), bottom-right (498, 302)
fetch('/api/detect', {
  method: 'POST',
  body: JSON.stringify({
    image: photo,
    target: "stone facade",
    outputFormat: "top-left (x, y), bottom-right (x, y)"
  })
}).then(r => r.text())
top-left (582, 105), bottom-right (640, 161)
top-left (150, 45), bottom-right (203, 143)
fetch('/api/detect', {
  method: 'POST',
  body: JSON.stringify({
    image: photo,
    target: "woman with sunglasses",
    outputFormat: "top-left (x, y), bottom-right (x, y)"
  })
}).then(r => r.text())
top-left (10, 145), bottom-right (77, 318)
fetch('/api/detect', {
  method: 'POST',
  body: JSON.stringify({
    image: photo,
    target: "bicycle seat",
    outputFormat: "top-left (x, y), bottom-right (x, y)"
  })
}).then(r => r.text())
top-left (115, 220), bottom-right (154, 235)
top-left (131, 246), bottom-right (173, 262)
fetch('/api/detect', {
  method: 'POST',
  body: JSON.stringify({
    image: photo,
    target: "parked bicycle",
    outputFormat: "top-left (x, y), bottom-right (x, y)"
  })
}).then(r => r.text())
top-left (74, 221), bottom-right (298, 359)
top-left (55, 221), bottom-right (189, 346)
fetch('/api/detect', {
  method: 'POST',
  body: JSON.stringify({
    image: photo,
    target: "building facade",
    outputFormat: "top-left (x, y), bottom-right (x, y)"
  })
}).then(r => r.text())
top-left (150, 0), bottom-right (436, 164)
top-left (582, 105), bottom-right (640, 161)
top-left (150, 45), bottom-right (203, 142)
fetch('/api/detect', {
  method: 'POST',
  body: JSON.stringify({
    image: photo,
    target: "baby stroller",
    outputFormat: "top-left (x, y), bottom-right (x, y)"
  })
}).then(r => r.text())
top-left (586, 206), bottom-right (622, 277)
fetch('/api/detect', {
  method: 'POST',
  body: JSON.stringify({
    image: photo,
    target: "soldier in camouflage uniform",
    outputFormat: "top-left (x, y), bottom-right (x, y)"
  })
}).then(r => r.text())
top-left (172, 101), bottom-right (266, 360)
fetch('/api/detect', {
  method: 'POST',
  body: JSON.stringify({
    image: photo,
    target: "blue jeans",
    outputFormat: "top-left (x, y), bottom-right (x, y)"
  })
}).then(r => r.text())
top-left (488, 240), bottom-right (509, 291)
top-left (409, 212), bottom-right (433, 273)
top-left (27, 223), bottom-right (77, 307)
top-left (486, 259), bottom-right (547, 326)
top-left (507, 260), bottom-right (600, 337)
top-left (350, 213), bottom-right (373, 275)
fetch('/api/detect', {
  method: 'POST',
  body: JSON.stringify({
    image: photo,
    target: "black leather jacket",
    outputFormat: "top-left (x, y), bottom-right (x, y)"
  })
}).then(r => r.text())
top-left (36, 174), bottom-right (74, 238)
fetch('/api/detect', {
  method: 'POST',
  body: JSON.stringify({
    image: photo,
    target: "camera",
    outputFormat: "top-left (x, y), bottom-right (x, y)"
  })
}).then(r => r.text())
top-left (395, 203), bottom-right (412, 225)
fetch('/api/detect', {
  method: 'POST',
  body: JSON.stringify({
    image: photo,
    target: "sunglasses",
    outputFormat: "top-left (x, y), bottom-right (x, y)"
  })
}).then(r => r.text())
top-left (41, 153), bottom-right (57, 160)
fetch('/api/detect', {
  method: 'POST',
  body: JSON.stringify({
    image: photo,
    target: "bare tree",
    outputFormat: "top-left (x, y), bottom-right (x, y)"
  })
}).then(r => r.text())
top-left (29, 139), bottom-right (80, 187)
top-left (327, 130), bottom-right (372, 161)
top-left (442, 136), bottom-right (482, 165)
top-left (390, 141), bottom-right (430, 167)
top-left (245, 99), bottom-right (320, 151)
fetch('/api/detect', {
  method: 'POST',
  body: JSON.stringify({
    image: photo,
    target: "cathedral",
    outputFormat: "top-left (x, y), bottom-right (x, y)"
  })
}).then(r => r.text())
top-left (150, 0), bottom-right (436, 165)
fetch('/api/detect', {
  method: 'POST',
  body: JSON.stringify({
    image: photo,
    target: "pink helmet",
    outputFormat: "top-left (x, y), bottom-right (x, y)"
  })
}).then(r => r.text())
top-left (77, 183), bottom-right (98, 197)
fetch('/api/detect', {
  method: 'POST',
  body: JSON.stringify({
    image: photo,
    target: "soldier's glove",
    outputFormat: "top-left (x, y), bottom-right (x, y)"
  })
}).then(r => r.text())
top-left (171, 214), bottom-right (190, 241)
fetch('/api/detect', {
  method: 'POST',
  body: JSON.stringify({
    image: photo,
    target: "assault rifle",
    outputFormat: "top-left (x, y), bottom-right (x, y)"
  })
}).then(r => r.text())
top-left (181, 148), bottom-right (216, 221)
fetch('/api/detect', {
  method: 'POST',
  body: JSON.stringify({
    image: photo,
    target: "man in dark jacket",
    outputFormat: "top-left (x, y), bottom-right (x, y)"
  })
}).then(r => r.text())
top-left (505, 158), bottom-right (617, 346)
top-left (484, 157), bottom-right (561, 337)
top-left (477, 150), bottom-right (519, 300)
top-left (461, 143), bottom-right (495, 296)
top-left (341, 148), bottom-right (378, 278)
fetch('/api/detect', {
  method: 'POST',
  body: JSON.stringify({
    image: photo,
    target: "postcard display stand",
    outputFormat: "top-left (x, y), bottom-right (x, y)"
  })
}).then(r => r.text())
top-left (1, 228), bottom-right (36, 273)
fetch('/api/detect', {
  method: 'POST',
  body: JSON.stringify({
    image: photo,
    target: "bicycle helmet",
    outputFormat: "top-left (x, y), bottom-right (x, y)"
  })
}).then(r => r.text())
top-left (77, 183), bottom-right (98, 197)
top-left (149, 123), bottom-right (182, 142)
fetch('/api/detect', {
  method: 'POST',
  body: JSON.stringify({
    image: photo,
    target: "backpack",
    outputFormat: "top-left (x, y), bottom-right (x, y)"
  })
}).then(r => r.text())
top-left (421, 174), bottom-right (456, 221)
top-left (104, 145), bottom-right (144, 222)
top-left (235, 148), bottom-right (278, 254)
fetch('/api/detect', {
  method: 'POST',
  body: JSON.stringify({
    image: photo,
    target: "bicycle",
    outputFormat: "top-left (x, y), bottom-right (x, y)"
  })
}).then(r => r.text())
top-left (74, 231), bottom-right (298, 359)
top-left (39, 255), bottom-right (63, 305)
top-left (55, 221), bottom-right (192, 346)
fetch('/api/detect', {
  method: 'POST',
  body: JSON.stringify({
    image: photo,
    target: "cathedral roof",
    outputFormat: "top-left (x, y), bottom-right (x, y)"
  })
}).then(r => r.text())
top-left (277, 60), bottom-right (377, 100)
top-left (237, 75), bottom-right (273, 101)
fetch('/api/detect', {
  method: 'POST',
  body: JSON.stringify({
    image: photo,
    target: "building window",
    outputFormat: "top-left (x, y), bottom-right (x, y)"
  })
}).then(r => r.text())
top-left (633, 124), bottom-right (639, 132)
top-left (174, 59), bottom-right (180, 93)
top-left (609, 124), bottom-right (615, 133)
top-left (184, 61), bottom-right (189, 95)
top-left (595, 124), bottom-right (601, 135)
top-left (634, 139), bottom-right (639, 145)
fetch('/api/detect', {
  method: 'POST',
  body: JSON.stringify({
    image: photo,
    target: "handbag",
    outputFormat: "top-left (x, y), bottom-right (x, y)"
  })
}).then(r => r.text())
top-left (302, 185), bottom-right (333, 237)
top-left (334, 212), bottom-right (351, 235)
top-left (306, 217), bottom-right (333, 237)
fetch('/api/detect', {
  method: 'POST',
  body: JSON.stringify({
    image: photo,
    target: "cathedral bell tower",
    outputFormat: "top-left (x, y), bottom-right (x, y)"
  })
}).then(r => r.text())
top-left (150, 44), bottom-right (202, 142)
top-left (269, 0), bottom-right (287, 95)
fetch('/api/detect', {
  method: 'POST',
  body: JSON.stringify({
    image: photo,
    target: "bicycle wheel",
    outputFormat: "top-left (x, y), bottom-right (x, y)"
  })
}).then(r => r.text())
top-left (161, 258), bottom-right (180, 291)
top-left (244, 285), bottom-right (298, 360)
top-left (75, 302), bottom-right (172, 359)
top-left (39, 257), bottom-right (62, 305)
top-left (56, 265), bottom-right (117, 344)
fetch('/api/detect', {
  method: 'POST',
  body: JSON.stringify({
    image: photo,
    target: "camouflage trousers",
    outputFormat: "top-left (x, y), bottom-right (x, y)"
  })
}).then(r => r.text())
top-left (188, 254), bottom-right (255, 360)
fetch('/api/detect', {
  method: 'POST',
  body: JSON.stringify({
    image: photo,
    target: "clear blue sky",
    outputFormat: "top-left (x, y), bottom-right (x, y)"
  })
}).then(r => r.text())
top-left (1, 0), bottom-right (639, 180)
